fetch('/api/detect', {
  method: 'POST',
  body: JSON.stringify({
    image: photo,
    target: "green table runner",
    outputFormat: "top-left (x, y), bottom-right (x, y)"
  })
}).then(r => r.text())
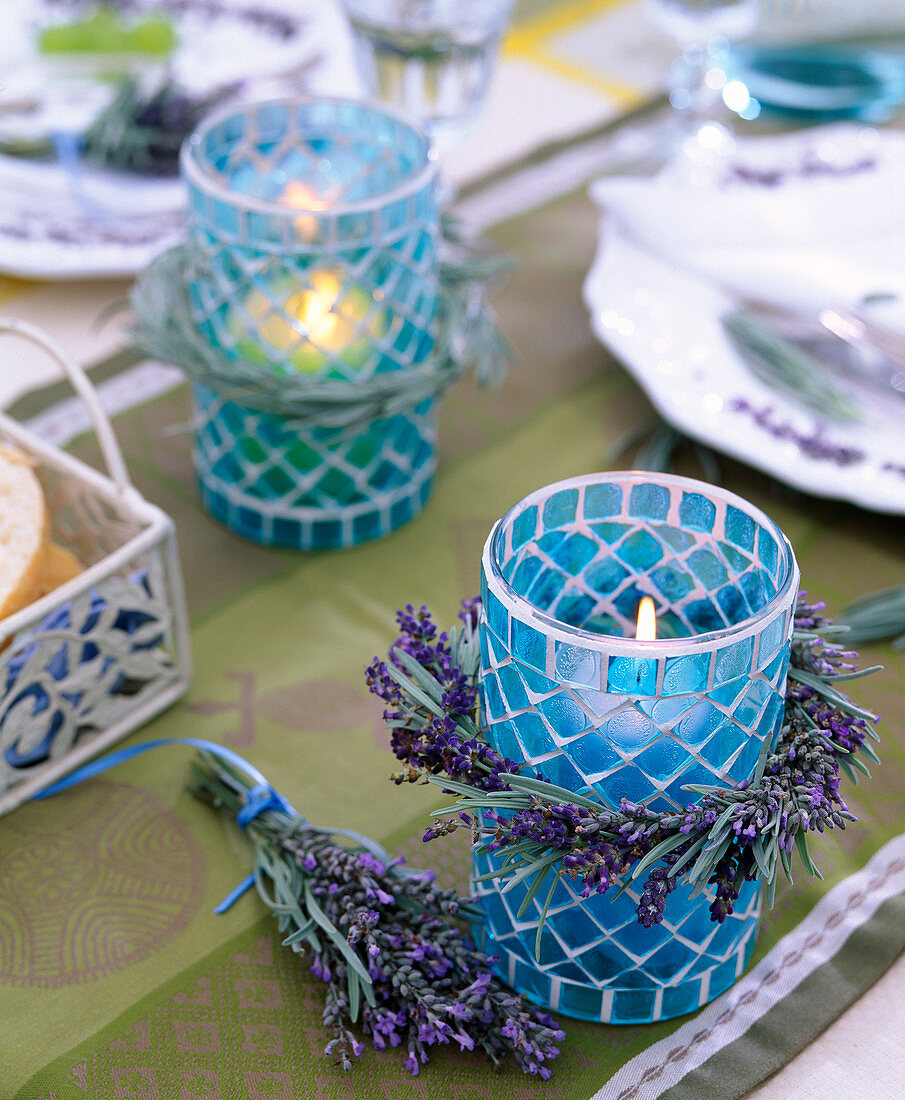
top-left (3, 188), bottom-right (904, 1100)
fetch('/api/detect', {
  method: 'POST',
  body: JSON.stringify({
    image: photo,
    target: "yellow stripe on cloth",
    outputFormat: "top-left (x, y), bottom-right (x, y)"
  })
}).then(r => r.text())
top-left (505, 0), bottom-right (644, 106)
top-left (510, 0), bottom-right (633, 42)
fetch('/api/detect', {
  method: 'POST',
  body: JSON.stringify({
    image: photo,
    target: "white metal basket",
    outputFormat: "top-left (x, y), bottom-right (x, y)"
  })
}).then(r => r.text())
top-left (0, 319), bottom-right (191, 815)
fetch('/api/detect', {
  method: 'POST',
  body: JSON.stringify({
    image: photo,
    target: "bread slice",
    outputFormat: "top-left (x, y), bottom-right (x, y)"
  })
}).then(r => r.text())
top-left (35, 541), bottom-right (83, 600)
top-left (0, 444), bottom-right (49, 621)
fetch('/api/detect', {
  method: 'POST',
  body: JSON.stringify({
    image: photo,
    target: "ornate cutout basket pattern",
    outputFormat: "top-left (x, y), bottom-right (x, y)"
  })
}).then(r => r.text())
top-left (0, 320), bottom-right (191, 815)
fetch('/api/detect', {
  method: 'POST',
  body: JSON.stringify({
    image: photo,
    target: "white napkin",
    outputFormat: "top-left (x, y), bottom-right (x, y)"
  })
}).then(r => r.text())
top-left (589, 126), bottom-right (905, 323)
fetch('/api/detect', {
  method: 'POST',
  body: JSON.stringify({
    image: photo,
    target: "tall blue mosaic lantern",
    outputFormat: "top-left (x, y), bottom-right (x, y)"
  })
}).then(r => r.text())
top-left (474, 472), bottom-right (800, 1024)
top-left (180, 96), bottom-right (440, 550)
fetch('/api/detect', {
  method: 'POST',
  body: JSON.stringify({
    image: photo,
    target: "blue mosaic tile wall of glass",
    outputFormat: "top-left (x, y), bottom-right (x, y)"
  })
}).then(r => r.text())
top-left (474, 472), bottom-right (799, 1022)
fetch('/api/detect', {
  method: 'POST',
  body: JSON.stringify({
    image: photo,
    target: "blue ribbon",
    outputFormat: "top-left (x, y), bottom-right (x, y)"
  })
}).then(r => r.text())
top-left (34, 737), bottom-right (299, 913)
top-left (213, 873), bottom-right (257, 915)
top-left (236, 781), bottom-right (295, 828)
top-left (51, 129), bottom-right (125, 226)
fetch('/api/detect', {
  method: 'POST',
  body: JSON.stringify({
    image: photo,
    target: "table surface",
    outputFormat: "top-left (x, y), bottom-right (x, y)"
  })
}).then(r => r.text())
top-left (1, 3), bottom-right (904, 1099)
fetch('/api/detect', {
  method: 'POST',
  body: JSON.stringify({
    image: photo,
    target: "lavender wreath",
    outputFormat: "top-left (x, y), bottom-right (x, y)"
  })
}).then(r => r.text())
top-left (367, 595), bottom-right (880, 944)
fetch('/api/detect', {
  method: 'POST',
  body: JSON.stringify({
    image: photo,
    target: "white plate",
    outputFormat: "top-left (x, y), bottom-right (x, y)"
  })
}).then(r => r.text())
top-left (0, 0), bottom-right (360, 280)
top-left (583, 227), bottom-right (905, 514)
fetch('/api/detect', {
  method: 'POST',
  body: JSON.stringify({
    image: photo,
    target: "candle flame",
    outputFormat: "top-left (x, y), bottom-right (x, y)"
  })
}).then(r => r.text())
top-left (280, 182), bottom-right (328, 241)
top-left (635, 597), bottom-right (657, 641)
top-left (280, 182), bottom-right (326, 210)
top-left (242, 271), bottom-right (349, 356)
top-left (289, 272), bottom-right (343, 345)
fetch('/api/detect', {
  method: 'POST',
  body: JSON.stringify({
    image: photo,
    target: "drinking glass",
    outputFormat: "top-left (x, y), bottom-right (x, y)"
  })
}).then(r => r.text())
top-left (340, 0), bottom-right (516, 153)
top-left (644, 0), bottom-right (760, 155)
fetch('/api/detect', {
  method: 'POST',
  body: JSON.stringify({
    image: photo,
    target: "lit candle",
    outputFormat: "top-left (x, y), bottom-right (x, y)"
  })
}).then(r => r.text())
top-left (603, 596), bottom-right (659, 695)
top-left (181, 96), bottom-right (441, 551)
top-left (229, 270), bottom-right (388, 377)
top-left (480, 472), bottom-right (799, 809)
top-left (635, 596), bottom-right (656, 641)
top-left (279, 181), bottom-right (330, 242)
top-left (475, 473), bottom-right (801, 1027)
top-left (221, 180), bottom-right (388, 377)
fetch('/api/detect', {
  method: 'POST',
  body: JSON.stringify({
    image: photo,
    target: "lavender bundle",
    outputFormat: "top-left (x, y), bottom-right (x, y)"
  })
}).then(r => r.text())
top-left (0, 79), bottom-right (231, 175)
top-left (80, 79), bottom-right (226, 176)
top-left (366, 595), bottom-right (880, 942)
top-left (188, 751), bottom-right (564, 1078)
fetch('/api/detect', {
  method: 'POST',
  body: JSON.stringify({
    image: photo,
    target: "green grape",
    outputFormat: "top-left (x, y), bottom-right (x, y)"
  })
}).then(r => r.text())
top-left (129, 18), bottom-right (176, 55)
top-left (39, 7), bottom-right (176, 56)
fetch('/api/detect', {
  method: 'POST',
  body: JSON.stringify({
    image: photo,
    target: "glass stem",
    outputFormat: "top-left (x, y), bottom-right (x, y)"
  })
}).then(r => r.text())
top-left (673, 39), bottom-right (722, 129)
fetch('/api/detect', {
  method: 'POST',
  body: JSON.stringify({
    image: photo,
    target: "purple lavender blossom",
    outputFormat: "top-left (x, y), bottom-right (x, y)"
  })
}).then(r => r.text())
top-left (191, 751), bottom-right (565, 1079)
top-left (637, 865), bottom-right (679, 927)
top-left (367, 603), bottom-right (518, 792)
top-left (369, 595), bottom-right (878, 929)
top-left (728, 399), bottom-right (866, 466)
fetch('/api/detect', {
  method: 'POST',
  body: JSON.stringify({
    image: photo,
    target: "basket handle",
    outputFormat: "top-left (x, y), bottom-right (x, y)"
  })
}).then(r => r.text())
top-left (0, 318), bottom-right (133, 495)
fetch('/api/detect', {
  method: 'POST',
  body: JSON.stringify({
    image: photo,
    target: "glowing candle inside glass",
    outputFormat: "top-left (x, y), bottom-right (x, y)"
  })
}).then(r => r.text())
top-left (230, 270), bottom-right (388, 377)
top-left (279, 181), bottom-right (330, 241)
top-left (472, 472), bottom-right (800, 1024)
top-left (479, 472), bottom-right (799, 811)
top-left (222, 175), bottom-right (387, 377)
top-left (181, 96), bottom-right (441, 551)
top-left (183, 98), bottom-right (439, 383)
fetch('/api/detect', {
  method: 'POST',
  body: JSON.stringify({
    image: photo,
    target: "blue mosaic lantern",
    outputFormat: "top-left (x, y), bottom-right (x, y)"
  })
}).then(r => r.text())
top-left (180, 97), bottom-right (440, 549)
top-left (474, 472), bottom-right (800, 1023)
